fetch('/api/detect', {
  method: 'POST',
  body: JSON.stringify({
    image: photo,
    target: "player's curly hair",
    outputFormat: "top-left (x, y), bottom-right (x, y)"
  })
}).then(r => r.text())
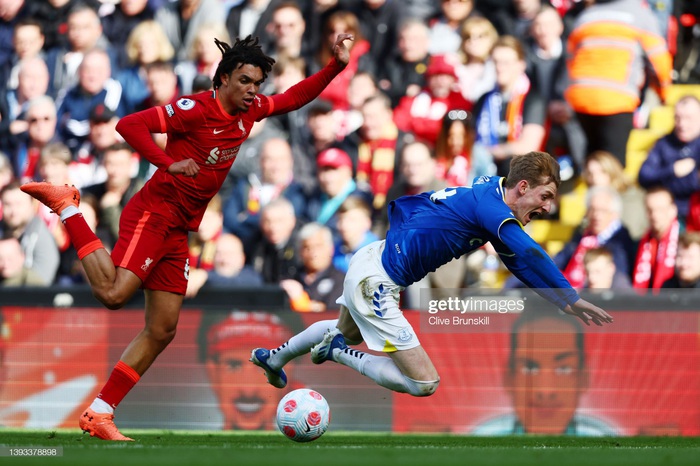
top-left (212, 35), bottom-right (276, 89)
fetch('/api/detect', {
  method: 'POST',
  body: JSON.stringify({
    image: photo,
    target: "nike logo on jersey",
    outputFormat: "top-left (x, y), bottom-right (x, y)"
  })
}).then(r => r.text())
top-left (213, 129), bottom-right (223, 134)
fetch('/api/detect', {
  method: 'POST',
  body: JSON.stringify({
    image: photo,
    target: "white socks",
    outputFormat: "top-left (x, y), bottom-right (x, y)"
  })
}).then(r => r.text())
top-left (335, 348), bottom-right (440, 396)
top-left (267, 319), bottom-right (338, 370)
top-left (90, 397), bottom-right (114, 414)
top-left (59, 205), bottom-right (80, 222)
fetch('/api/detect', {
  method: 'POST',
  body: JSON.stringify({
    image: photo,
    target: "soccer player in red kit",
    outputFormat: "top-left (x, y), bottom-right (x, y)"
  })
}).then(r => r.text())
top-left (20, 33), bottom-right (354, 441)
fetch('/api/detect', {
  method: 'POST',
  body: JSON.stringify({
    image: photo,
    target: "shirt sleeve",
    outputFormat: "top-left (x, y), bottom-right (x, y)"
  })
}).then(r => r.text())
top-left (496, 220), bottom-right (580, 309)
top-left (115, 107), bottom-right (175, 170)
top-left (267, 58), bottom-right (345, 117)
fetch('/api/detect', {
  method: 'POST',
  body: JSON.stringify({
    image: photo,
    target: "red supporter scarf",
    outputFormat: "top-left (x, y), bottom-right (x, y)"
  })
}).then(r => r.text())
top-left (563, 233), bottom-right (599, 289)
top-left (633, 219), bottom-right (679, 291)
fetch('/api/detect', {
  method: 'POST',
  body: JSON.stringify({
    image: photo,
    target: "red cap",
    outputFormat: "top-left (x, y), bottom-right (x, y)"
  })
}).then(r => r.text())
top-left (317, 148), bottom-right (352, 169)
top-left (426, 54), bottom-right (457, 79)
top-left (207, 311), bottom-right (291, 357)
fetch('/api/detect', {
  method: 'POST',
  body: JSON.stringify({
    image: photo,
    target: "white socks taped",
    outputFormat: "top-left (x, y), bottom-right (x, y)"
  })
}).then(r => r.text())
top-left (336, 348), bottom-right (439, 397)
top-left (267, 319), bottom-right (339, 370)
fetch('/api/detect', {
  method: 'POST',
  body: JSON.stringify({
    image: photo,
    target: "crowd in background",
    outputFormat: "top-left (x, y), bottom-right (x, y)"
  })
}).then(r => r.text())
top-left (1, 0), bottom-right (700, 311)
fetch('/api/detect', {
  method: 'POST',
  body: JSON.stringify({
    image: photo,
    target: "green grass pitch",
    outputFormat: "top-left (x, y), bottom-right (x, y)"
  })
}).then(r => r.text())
top-left (1, 429), bottom-right (699, 466)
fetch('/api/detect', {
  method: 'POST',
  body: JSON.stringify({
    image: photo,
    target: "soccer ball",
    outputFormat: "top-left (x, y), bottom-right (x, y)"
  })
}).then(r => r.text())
top-left (276, 388), bottom-right (330, 442)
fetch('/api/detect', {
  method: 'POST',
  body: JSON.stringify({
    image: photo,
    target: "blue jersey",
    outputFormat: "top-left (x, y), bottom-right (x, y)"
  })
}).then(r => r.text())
top-left (381, 176), bottom-right (579, 309)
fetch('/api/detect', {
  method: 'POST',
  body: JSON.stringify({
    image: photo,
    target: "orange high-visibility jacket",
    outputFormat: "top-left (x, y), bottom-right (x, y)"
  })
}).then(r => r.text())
top-left (565, 0), bottom-right (672, 115)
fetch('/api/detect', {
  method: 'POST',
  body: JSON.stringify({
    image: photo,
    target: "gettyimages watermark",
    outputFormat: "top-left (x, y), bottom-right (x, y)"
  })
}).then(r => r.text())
top-left (420, 289), bottom-right (529, 333)
top-left (418, 288), bottom-right (700, 334)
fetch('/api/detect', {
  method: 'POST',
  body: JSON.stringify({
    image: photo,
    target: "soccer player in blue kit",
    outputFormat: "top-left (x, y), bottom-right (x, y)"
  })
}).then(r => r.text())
top-left (251, 151), bottom-right (613, 397)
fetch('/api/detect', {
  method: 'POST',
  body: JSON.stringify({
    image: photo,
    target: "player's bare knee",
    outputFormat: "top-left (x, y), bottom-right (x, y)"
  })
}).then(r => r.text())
top-left (146, 325), bottom-right (177, 347)
top-left (404, 376), bottom-right (440, 397)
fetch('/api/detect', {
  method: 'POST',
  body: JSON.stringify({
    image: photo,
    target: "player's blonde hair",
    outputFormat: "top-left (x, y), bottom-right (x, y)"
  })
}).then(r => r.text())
top-left (505, 151), bottom-right (561, 189)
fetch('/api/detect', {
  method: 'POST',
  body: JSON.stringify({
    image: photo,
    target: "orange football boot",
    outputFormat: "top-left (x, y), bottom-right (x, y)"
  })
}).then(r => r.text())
top-left (20, 182), bottom-right (79, 215)
top-left (79, 408), bottom-right (133, 441)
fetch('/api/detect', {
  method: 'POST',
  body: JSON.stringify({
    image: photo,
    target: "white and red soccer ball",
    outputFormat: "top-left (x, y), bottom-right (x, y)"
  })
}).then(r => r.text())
top-left (276, 388), bottom-right (330, 442)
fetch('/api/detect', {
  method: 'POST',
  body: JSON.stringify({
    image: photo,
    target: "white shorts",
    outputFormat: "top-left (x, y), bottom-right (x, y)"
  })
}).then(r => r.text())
top-left (336, 240), bottom-right (420, 352)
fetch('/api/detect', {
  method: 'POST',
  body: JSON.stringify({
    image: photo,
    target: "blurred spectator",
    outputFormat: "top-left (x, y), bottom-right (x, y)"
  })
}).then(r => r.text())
top-left (662, 232), bottom-right (700, 289)
top-left (226, 0), bottom-right (281, 58)
top-left (81, 142), bottom-right (143, 250)
top-left (0, 56), bottom-right (50, 142)
top-left (313, 10), bottom-right (371, 111)
top-left (191, 74), bottom-right (213, 93)
top-left (36, 142), bottom-right (74, 255)
top-left (101, 0), bottom-right (156, 69)
top-left (72, 103), bottom-right (122, 189)
top-left (0, 151), bottom-right (13, 193)
top-left (0, 237), bottom-right (45, 287)
top-left (251, 197), bottom-right (301, 283)
top-left (44, 3), bottom-right (116, 102)
top-left (582, 150), bottom-right (647, 240)
top-left (455, 16), bottom-right (498, 104)
top-left (428, 0), bottom-right (481, 55)
top-left (268, 1), bottom-right (310, 61)
top-left (266, 56), bottom-right (316, 190)
top-left (474, 35), bottom-right (546, 176)
top-left (225, 117), bottom-right (287, 182)
top-left (56, 47), bottom-right (126, 156)
top-left (155, 0), bottom-right (225, 62)
top-left (301, 0), bottom-right (349, 58)
top-left (222, 137), bottom-right (307, 257)
top-left (393, 54), bottom-right (472, 147)
top-left (188, 194), bottom-right (224, 272)
top-left (489, 0), bottom-right (543, 41)
top-left (201, 311), bottom-right (294, 430)
top-left (526, 5), bottom-right (586, 174)
top-left (306, 148), bottom-right (373, 241)
top-left (333, 196), bottom-right (378, 273)
top-left (351, 0), bottom-right (403, 65)
top-left (175, 22), bottom-right (230, 96)
top-left (3, 18), bottom-right (46, 93)
top-left (554, 185), bottom-right (637, 289)
top-left (565, 0), bottom-right (672, 166)
top-left (339, 93), bottom-right (406, 212)
top-left (186, 233), bottom-right (263, 298)
top-left (32, 0), bottom-right (101, 52)
top-left (0, 181), bottom-right (59, 286)
top-left (296, 98), bottom-right (339, 168)
top-left (583, 246), bottom-right (632, 291)
top-left (0, 0), bottom-right (38, 80)
top-left (138, 60), bottom-right (181, 111)
top-left (6, 95), bottom-right (59, 183)
top-left (376, 18), bottom-right (431, 108)
top-left (117, 20), bottom-right (175, 113)
top-left (434, 109), bottom-right (495, 187)
top-left (339, 71), bottom-right (378, 138)
top-left (281, 222), bottom-right (344, 313)
top-left (632, 186), bottom-right (679, 293)
top-left (638, 95), bottom-right (700, 222)
top-left (377, 141), bottom-right (448, 237)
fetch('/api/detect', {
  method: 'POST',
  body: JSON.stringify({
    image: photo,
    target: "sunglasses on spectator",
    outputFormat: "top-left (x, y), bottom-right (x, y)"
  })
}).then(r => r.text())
top-left (448, 110), bottom-right (471, 121)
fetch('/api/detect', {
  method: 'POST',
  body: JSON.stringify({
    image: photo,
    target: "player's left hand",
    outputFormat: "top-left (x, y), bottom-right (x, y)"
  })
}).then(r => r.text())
top-left (333, 33), bottom-right (354, 66)
top-left (563, 298), bottom-right (614, 326)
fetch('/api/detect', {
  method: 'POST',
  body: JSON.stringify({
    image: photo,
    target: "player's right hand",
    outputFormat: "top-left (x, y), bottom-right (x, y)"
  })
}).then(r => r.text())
top-left (563, 298), bottom-right (614, 326)
top-left (167, 159), bottom-right (199, 177)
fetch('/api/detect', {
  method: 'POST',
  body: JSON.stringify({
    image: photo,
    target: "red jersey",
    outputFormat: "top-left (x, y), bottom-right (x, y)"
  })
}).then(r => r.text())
top-left (116, 59), bottom-right (344, 231)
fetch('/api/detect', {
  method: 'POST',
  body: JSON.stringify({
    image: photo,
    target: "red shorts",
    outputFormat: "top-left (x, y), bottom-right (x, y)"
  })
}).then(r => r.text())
top-left (111, 193), bottom-right (190, 295)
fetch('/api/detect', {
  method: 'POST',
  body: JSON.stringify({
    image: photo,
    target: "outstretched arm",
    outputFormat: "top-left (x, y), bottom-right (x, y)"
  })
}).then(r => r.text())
top-left (116, 107), bottom-right (199, 177)
top-left (498, 221), bottom-right (613, 326)
top-left (267, 34), bottom-right (354, 116)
